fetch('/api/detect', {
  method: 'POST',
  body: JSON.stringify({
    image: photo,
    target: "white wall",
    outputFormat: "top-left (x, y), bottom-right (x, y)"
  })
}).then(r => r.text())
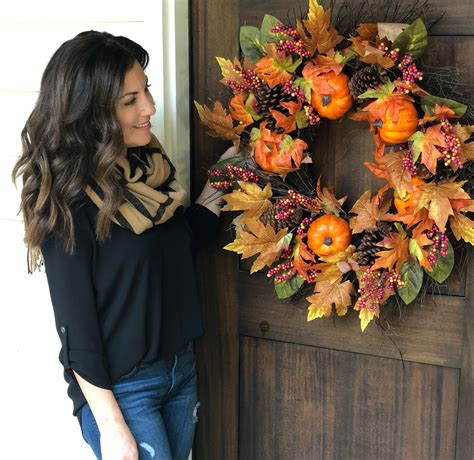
top-left (1, 1), bottom-right (190, 459)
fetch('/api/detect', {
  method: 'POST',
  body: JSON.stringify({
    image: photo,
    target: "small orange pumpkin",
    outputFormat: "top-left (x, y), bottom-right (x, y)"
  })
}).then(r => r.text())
top-left (307, 214), bottom-right (351, 257)
top-left (376, 100), bottom-right (418, 144)
top-left (393, 177), bottom-right (425, 214)
top-left (311, 71), bottom-right (353, 120)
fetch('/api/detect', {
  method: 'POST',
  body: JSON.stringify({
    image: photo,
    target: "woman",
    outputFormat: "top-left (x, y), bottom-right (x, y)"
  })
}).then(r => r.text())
top-left (12, 31), bottom-right (235, 460)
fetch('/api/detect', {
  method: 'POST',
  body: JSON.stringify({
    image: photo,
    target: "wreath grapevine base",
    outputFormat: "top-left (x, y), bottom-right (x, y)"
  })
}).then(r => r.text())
top-left (195, 0), bottom-right (474, 332)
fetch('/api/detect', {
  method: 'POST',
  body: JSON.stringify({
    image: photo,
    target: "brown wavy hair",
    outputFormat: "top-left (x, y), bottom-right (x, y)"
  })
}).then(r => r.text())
top-left (12, 31), bottom-right (149, 263)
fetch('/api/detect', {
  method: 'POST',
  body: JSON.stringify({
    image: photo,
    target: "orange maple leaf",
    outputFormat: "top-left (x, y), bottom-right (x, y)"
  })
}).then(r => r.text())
top-left (410, 124), bottom-right (446, 174)
top-left (349, 190), bottom-right (392, 233)
top-left (254, 47), bottom-right (294, 88)
top-left (350, 36), bottom-right (395, 69)
top-left (229, 92), bottom-right (253, 126)
top-left (449, 211), bottom-right (474, 244)
top-left (372, 227), bottom-right (410, 273)
top-left (452, 123), bottom-right (474, 165)
top-left (194, 100), bottom-right (244, 142)
top-left (364, 93), bottom-right (415, 125)
top-left (292, 235), bottom-right (317, 281)
top-left (270, 100), bottom-right (303, 134)
top-left (273, 138), bottom-right (309, 170)
top-left (419, 104), bottom-right (456, 125)
top-left (409, 232), bottom-right (433, 271)
top-left (417, 179), bottom-right (471, 232)
top-left (306, 280), bottom-right (354, 320)
top-left (296, 1), bottom-right (343, 55)
top-left (363, 134), bottom-right (389, 180)
top-left (315, 176), bottom-right (347, 214)
top-left (224, 218), bottom-right (289, 273)
top-left (381, 149), bottom-right (414, 197)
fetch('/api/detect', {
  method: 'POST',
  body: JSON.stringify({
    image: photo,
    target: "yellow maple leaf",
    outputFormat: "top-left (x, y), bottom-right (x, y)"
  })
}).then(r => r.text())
top-left (216, 57), bottom-right (245, 87)
top-left (296, 0), bottom-right (343, 55)
top-left (357, 308), bottom-right (377, 332)
top-left (306, 279), bottom-right (354, 320)
top-left (315, 177), bottom-right (347, 214)
top-left (224, 218), bottom-right (289, 273)
top-left (449, 212), bottom-right (474, 245)
top-left (452, 123), bottom-right (474, 165)
top-left (194, 100), bottom-right (244, 141)
top-left (349, 190), bottom-right (392, 233)
top-left (221, 182), bottom-right (272, 220)
top-left (417, 179), bottom-right (471, 232)
top-left (381, 149), bottom-right (414, 198)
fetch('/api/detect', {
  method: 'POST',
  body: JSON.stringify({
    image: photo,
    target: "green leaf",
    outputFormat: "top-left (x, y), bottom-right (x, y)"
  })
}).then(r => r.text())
top-left (392, 18), bottom-right (428, 59)
top-left (275, 56), bottom-right (303, 74)
top-left (397, 260), bottom-right (424, 305)
top-left (409, 131), bottom-right (424, 162)
top-left (250, 127), bottom-right (261, 141)
top-left (358, 80), bottom-right (395, 100)
top-left (240, 26), bottom-right (266, 63)
top-left (334, 49), bottom-right (356, 64)
top-left (260, 14), bottom-right (281, 44)
top-left (274, 274), bottom-right (304, 299)
top-left (294, 77), bottom-right (313, 103)
top-left (296, 110), bottom-right (309, 129)
top-left (426, 240), bottom-right (455, 283)
top-left (420, 95), bottom-right (468, 118)
top-left (279, 134), bottom-right (295, 150)
top-left (245, 93), bottom-right (262, 121)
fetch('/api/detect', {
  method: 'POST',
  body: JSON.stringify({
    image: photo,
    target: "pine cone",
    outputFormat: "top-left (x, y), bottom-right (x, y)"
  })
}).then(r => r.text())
top-left (255, 84), bottom-right (295, 132)
top-left (377, 221), bottom-right (393, 237)
top-left (349, 65), bottom-right (386, 98)
top-left (355, 228), bottom-right (382, 266)
top-left (260, 206), bottom-right (303, 232)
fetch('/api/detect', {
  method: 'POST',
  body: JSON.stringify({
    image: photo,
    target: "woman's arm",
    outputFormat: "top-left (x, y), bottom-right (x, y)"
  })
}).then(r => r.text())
top-left (74, 372), bottom-right (138, 460)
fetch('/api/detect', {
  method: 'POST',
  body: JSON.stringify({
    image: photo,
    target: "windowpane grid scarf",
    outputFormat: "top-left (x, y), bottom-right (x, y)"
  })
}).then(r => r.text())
top-left (85, 146), bottom-right (186, 234)
top-left (27, 145), bottom-right (185, 273)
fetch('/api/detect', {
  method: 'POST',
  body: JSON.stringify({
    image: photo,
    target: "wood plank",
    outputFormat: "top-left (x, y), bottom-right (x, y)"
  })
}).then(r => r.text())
top-left (190, 1), bottom-right (240, 459)
top-left (239, 271), bottom-right (465, 368)
top-left (240, 337), bottom-right (459, 460)
top-left (455, 248), bottom-right (474, 459)
top-left (239, 0), bottom-right (474, 35)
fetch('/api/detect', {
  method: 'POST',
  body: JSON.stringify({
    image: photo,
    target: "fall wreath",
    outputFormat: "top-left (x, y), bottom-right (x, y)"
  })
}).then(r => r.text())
top-left (195, 0), bottom-right (474, 331)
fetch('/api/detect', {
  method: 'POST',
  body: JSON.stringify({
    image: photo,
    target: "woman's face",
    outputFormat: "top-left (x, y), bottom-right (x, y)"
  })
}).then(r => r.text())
top-left (116, 60), bottom-right (156, 148)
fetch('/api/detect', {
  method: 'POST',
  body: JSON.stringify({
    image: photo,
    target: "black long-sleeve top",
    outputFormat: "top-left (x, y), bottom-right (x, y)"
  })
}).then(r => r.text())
top-left (41, 192), bottom-right (218, 417)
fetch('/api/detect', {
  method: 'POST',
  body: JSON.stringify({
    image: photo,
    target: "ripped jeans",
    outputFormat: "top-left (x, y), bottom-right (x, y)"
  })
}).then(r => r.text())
top-left (80, 342), bottom-right (199, 460)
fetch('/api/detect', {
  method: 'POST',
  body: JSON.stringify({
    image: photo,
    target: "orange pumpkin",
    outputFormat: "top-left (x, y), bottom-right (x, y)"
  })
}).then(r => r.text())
top-left (307, 214), bottom-right (351, 257)
top-left (377, 100), bottom-right (418, 144)
top-left (394, 177), bottom-right (425, 214)
top-left (311, 71), bottom-right (353, 120)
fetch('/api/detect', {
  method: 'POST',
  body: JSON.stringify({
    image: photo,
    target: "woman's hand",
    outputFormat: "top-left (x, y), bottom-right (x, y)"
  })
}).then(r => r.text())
top-left (218, 145), bottom-right (239, 161)
top-left (100, 419), bottom-right (138, 460)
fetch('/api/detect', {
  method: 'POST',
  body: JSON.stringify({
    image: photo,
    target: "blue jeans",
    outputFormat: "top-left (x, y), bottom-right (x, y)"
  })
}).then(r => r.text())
top-left (80, 342), bottom-right (199, 459)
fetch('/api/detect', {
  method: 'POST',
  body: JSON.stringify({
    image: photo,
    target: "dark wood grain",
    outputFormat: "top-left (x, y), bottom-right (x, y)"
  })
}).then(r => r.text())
top-left (239, 271), bottom-right (465, 368)
top-left (190, 1), bottom-right (240, 459)
top-left (239, 0), bottom-right (474, 35)
top-left (240, 337), bottom-right (459, 460)
top-left (456, 249), bottom-right (474, 459)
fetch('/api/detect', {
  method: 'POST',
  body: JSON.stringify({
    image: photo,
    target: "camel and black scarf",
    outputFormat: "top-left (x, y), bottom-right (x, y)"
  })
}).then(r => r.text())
top-left (28, 141), bottom-right (185, 273)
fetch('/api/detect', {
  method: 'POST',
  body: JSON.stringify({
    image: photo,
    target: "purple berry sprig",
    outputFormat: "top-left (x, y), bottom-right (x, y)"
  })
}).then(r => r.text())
top-left (426, 224), bottom-right (449, 265)
top-left (271, 23), bottom-right (310, 58)
top-left (267, 260), bottom-right (297, 283)
top-left (402, 147), bottom-right (417, 175)
top-left (439, 117), bottom-right (463, 169)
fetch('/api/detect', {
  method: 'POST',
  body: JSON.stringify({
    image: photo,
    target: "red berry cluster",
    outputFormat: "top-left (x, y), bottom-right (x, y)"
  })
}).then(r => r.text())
top-left (304, 105), bottom-right (321, 125)
top-left (208, 164), bottom-right (260, 190)
top-left (282, 80), bottom-right (307, 104)
top-left (439, 117), bottom-right (463, 168)
top-left (402, 147), bottom-right (417, 175)
top-left (267, 260), bottom-right (297, 283)
top-left (275, 197), bottom-right (298, 220)
top-left (426, 224), bottom-right (449, 265)
top-left (396, 55), bottom-right (423, 92)
top-left (357, 269), bottom-right (404, 311)
top-left (296, 217), bottom-right (313, 235)
top-left (226, 66), bottom-right (264, 92)
top-left (271, 23), bottom-right (310, 58)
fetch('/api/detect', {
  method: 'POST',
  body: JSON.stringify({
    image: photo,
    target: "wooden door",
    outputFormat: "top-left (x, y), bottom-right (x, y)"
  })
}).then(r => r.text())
top-left (190, 1), bottom-right (473, 459)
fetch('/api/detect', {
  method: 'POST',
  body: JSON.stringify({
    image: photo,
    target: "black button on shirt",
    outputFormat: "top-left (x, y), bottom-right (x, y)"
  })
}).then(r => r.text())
top-left (41, 193), bottom-right (218, 417)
